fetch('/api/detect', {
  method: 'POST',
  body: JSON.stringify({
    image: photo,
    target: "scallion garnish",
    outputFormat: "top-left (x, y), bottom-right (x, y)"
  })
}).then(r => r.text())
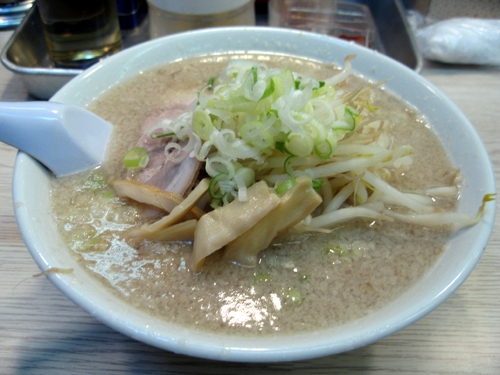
top-left (208, 173), bottom-right (228, 199)
top-left (251, 66), bottom-right (258, 84)
top-left (312, 178), bottom-right (324, 191)
top-left (275, 177), bottom-right (296, 195)
top-left (150, 132), bottom-right (175, 139)
top-left (284, 155), bottom-right (296, 176)
top-left (123, 147), bottom-right (149, 170)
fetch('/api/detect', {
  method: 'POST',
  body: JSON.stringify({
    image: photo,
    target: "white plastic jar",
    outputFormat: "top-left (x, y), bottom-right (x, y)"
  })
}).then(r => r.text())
top-left (147, 0), bottom-right (256, 38)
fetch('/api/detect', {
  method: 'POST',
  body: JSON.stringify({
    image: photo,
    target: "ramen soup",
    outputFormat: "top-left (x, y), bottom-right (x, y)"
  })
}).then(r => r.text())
top-left (51, 54), bottom-right (462, 335)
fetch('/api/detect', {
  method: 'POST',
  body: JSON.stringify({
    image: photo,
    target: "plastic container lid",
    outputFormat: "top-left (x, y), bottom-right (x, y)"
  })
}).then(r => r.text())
top-left (148, 0), bottom-right (252, 15)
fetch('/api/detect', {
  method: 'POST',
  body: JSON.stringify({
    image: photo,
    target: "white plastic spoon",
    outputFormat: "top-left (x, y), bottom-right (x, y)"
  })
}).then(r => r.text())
top-left (0, 101), bottom-right (112, 176)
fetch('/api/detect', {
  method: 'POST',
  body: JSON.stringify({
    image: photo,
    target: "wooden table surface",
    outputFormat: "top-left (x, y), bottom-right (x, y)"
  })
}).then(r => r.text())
top-left (0, 28), bottom-right (499, 374)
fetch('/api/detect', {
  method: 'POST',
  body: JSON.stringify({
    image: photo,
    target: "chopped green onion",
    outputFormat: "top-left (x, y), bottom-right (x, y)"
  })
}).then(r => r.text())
top-left (346, 105), bottom-right (359, 116)
top-left (321, 246), bottom-right (344, 254)
top-left (314, 139), bottom-right (334, 159)
top-left (240, 121), bottom-right (273, 150)
top-left (344, 109), bottom-right (356, 129)
top-left (251, 66), bottom-right (258, 84)
top-left (268, 109), bottom-right (279, 118)
top-left (288, 289), bottom-right (303, 305)
top-left (271, 76), bottom-right (286, 100)
top-left (284, 155), bottom-right (296, 176)
top-left (275, 177), bottom-right (296, 195)
top-left (312, 84), bottom-right (336, 99)
top-left (253, 273), bottom-right (271, 282)
top-left (312, 178), bottom-right (325, 191)
top-left (343, 106), bottom-right (359, 130)
top-left (261, 79), bottom-right (275, 100)
top-left (275, 141), bottom-right (294, 155)
top-left (275, 141), bottom-right (286, 154)
top-left (234, 167), bottom-right (255, 187)
top-left (331, 121), bottom-right (351, 131)
top-left (123, 148), bottom-right (149, 170)
top-left (208, 173), bottom-right (229, 199)
top-left (286, 133), bottom-right (314, 157)
top-left (150, 132), bottom-right (175, 139)
top-left (193, 109), bottom-right (214, 140)
top-left (280, 70), bottom-right (295, 88)
top-left (223, 96), bottom-right (256, 112)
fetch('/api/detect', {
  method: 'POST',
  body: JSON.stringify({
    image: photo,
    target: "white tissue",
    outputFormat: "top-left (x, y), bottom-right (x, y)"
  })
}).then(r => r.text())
top-left (414, 18), bottom-right (500, 65)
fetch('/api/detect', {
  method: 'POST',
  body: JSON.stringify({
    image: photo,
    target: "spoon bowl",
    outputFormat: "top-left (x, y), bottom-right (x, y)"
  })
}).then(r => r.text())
top-left (0, 101), bottom-right (112, 176)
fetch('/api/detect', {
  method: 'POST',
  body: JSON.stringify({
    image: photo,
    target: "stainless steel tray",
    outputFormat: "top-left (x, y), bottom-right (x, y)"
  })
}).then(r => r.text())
top-left (0, 4), bottom-right (150, 99)
top-left (1, 0), bottom-right (421, 100)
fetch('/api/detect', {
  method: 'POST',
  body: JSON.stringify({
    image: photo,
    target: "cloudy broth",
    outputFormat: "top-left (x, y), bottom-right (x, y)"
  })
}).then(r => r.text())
top-left (51, 54), bottom-right (455, 335)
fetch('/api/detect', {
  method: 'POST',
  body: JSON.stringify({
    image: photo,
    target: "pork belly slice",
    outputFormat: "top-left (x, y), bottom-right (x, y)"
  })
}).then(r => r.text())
top-left (133, 98), bottom-right (201, 197)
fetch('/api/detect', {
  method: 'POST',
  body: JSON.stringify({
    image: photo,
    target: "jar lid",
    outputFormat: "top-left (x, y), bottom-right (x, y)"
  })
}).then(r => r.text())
top-left (148, 0), bottom-right (252, 15)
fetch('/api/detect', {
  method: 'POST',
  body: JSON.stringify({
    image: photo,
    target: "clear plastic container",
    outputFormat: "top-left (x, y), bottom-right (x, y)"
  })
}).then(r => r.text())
top-left (148, 0), bottom-right (255, 38)
top-left (269, 0), bottom-right (376, 48)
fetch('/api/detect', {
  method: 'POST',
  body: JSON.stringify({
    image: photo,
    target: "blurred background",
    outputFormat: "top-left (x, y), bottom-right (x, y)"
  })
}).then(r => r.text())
top-left (1, 0), bottom-right (499, 99)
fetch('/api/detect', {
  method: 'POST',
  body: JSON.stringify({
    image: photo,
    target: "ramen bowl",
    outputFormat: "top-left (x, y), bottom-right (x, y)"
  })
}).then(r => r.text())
top-left (12, 27), bottom-right (496, 362)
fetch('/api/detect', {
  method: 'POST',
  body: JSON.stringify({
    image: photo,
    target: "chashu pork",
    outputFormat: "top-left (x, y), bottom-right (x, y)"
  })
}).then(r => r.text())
top-left (133, 99), bottom-right (201, 197)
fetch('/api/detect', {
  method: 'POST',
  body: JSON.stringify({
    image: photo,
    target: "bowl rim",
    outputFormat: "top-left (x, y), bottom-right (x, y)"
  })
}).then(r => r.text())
top-left (12, 26), bottom-right (497, 362)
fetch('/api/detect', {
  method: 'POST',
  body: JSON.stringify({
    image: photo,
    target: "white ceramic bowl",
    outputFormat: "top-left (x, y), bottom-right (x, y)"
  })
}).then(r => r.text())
top-left (12, 27), bottom-right (496, 362)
